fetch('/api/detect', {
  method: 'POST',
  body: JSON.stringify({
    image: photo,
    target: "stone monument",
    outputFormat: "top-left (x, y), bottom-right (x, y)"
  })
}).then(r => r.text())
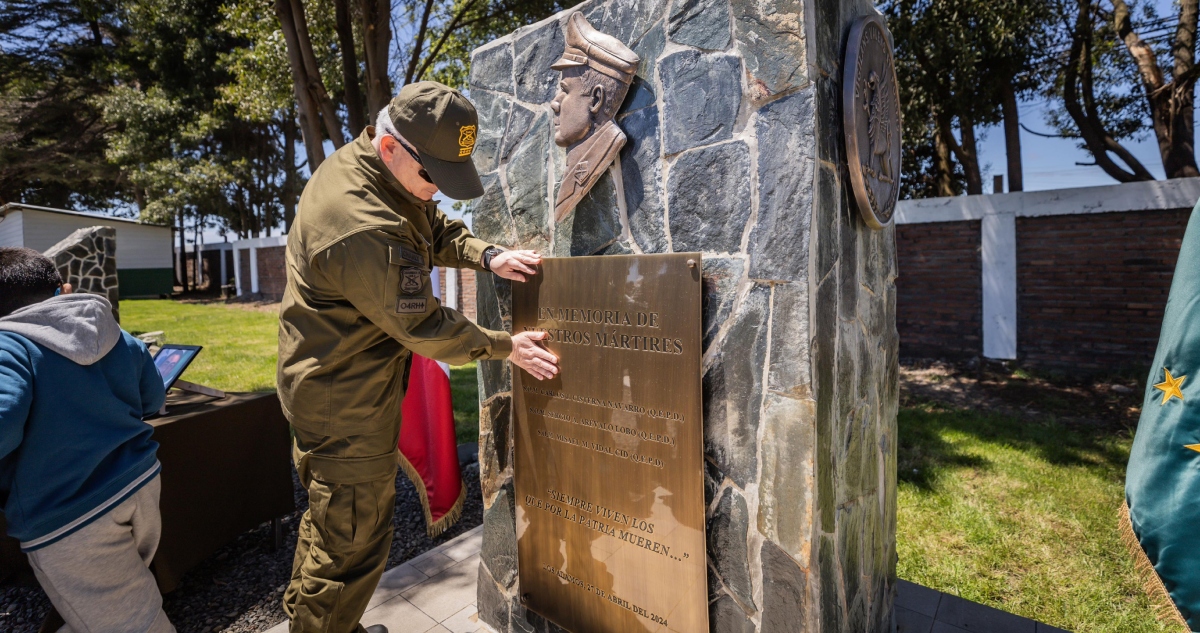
top-left (44, 225), bottom-right (120, 321)
top-left (469, 0), bottom-right (898, 630)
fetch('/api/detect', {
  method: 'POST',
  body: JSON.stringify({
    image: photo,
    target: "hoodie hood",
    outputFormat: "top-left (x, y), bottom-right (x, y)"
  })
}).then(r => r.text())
top-left (0, 294), bottom-right (122, 365)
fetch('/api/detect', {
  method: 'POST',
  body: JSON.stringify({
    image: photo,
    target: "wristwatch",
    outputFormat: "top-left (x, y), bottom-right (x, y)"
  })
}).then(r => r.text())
top-left (482, 247), bottom-right (503, 272)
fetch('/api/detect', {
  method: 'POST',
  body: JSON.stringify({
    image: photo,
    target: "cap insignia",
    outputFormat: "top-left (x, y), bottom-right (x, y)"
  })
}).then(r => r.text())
top-left (458, 125), bottom-right (477, 156)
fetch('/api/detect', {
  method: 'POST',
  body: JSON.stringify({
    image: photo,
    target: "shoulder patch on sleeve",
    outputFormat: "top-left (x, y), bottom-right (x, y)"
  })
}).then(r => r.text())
top-left (388, 242), bottom-right (425, 266)
top-left (395, 296), bottom-right (428, 314)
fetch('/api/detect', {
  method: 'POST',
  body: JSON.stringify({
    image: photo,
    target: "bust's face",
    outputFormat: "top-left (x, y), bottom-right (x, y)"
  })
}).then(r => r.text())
top-left (550, 70), bottom-right (595, 147)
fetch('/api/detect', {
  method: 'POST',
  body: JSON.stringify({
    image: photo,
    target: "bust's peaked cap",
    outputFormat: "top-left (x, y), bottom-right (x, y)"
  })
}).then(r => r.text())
top-left (551, 12), bottom-right (639, 83)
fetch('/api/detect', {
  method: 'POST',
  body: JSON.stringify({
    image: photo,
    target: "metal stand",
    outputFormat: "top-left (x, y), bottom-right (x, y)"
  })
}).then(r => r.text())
top-left (172, 379), bottom-right (227, 399)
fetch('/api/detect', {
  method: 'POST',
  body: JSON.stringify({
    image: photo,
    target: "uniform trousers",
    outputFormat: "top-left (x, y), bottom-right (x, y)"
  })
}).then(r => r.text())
top-left (283, 423), bottom-right (399, 633)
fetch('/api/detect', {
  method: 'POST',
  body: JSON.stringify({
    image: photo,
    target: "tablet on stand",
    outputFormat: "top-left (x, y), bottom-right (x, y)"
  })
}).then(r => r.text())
top-left (153, 344), bottom-right (225, 415)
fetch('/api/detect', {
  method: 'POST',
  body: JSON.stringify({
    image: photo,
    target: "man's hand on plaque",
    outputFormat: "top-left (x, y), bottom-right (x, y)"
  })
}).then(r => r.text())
top-left (509, 331), bottom-right (559, 380)
top-left (490, 250), bottom-right (542, 282)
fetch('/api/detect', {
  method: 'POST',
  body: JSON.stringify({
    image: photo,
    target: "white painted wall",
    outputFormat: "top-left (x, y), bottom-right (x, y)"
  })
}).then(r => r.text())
top-left (0, 211), bottom-right (24, 248)
top-left (2, 207), bottom-right (172, 270)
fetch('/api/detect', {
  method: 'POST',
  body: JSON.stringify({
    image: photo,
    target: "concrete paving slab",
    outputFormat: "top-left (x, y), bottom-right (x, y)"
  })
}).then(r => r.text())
top-left (935, 593), bottom-right (1038, 633)
top-left (897, 605), bottom-right (935, 633)
top-left (360, 594), bottom-right (438, 632)
top-left (403, 554), bottom-right (483, 622)
top-left (897, 579), bottom-right (943, 617)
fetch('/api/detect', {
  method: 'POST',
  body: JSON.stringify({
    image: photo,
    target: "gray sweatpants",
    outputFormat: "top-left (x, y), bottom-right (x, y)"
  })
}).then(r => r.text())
top-left (26, 475), bottom-right (175, 633)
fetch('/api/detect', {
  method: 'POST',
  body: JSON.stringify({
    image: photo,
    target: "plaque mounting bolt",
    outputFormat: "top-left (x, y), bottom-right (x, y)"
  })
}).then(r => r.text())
top-left (687, 259), bottom-right (697, 269)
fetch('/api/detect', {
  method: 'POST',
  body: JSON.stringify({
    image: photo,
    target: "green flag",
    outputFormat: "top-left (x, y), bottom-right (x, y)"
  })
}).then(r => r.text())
top-left (1125, 201), bottom-right (1200, 631)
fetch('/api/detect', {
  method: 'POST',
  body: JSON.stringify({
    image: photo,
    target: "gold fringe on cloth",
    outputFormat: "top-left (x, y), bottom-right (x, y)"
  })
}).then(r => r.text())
top-left (398, 451), bottom-right (466, 538)
top-left (1119, 500), bottom-right (1189, 630)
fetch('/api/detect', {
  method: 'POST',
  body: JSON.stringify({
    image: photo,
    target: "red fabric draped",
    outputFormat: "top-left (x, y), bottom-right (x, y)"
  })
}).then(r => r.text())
top-left (399, 354), bottom-right (465, 537)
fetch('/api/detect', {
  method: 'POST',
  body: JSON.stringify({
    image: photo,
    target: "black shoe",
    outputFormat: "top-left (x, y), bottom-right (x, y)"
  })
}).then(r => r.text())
top-left (364, 626), bottom-right (388, 633)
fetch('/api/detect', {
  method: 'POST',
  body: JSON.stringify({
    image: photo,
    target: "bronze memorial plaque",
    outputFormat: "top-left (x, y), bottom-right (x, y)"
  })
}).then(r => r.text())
top-left (512, 254), bottom-right (708, 633)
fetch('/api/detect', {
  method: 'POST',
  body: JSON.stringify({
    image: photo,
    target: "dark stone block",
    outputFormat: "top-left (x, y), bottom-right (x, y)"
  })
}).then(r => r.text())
top-left (481, 394), bottom-right (512, 473)
top-left (596, 240), bottom-right (633, 255)
top-left (514, 20), bottom-right (565, 104)
top-left (617, 106), bottom-right (667, 253)
top-left (472, 173), bottom-right (518, 247)
top-left (835, 327), bottom-right (857, 447)
top-left (708, 486), bottom-right (754, 608)
top-left (507, 112), bottom-right (551, 251)
top-left (596, 0), bottom-right (668, 47)
top-left (814, 277), bottom-right (836, 533)
top-left (814, 165), bottom-right (840, 283)
top-left (767, 282), bottom-right (810, 397)
top-left (842, 406), bottom-right (865, 502)
top-left (813, 0), bottom-right (841, 75)
top-left (501, 103), bottom-right (537, 164)
top-left (555, 168), bottom-right (621, 256)
top-left (839, 502), bottom-right (863, 612)
top-left (710, 593), bottom-right (755, 633)
top-left (838, 182), bottom-right (860, 322)
top-left (470, 91), bottom-right (508, 172)
top-left (623, 22), bottom-right (666, 114)
top-left (895, 580), bottom-right (940, 619)
top-left (669, 0), bottom-right (732, 50)
top-left (733, 0), bottom-right (808, 100)
top-left (703, 284), bottom-right (768, 487)
top-left (482, 484), bottom-right (518, 588)
top-left (701, 257), bottom-right (744, 351)
top-left (704, 460), bottom-right (723, 506)
top-left (477, 561), bottom-right (511, 632)
top-left (816, 75), bottom-right (844, 166)
top-left (472, 42), bottom-right (515, 94)
top-left (819, 534), bottom-right (843, 633)
top-left (760, 540), bottom-right (808, 633)
top-left (667, 141), bottom-right (752, 253)
top-left (660, 50), bottom-right (742, 154)
top-left (748, 88), bottom-right (815, 283)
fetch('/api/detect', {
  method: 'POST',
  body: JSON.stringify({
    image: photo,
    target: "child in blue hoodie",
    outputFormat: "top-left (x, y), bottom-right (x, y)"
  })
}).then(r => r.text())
top-left (0, 247), bottom-right (175, 632)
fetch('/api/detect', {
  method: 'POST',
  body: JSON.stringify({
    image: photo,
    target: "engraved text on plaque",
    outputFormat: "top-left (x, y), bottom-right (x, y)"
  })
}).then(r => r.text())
top-left (512, 254), bottom-right (707, 633)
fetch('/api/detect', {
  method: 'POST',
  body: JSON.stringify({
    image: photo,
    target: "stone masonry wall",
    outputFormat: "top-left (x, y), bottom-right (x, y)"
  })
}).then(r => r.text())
top-left (469, 1), bottom-right (897, 631)
top-left (43, 226), bottom-right (120, 321)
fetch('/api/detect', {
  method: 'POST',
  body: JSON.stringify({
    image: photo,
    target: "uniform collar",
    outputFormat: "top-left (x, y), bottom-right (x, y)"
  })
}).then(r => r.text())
top-left (354, 127), bottom-right (438, 211)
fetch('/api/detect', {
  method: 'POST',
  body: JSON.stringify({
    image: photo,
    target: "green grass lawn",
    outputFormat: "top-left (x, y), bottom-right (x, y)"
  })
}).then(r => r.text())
top-left (123, 300), bottom-right (1175, 632)
top-left (898, 403), bottom-right (1178, 633)
top-left (123, 299), bottom-right (482, 443)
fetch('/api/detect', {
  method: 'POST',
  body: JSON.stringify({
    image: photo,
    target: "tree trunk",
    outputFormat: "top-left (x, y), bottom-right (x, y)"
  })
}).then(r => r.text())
top-left (288, 0), bottom-right (345, 148)
top-left (405, 0), bottom-right (437, 84)
top-left (283, 113), bottom-right (298, 232)
top-left (275, 0), bottom-right (327, 171)
top-left (360, 0), bottom-right (392, 115)
top-left (334, 0), bottom-right (367, 134)
top-left (1065, 0), bottom-right (1155, 182)
top-left (1000, 78), bottom-right (1023, 192)
top-left (958, 118), bottom-right (982, 195)
top-left (177, 209), bottom-right (189, 292)
top-left (934, 114), bottom-right (956, 197)
top-left (195, 212), bottom-right (204, 289)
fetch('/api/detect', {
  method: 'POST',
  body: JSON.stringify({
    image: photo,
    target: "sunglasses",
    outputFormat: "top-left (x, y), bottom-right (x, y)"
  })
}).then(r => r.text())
top-left (396, 138), bottom-right (433, 184)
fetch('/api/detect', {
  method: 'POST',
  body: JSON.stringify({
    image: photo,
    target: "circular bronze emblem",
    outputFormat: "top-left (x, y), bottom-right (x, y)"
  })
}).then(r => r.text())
top-left (843, 15), bottom-right (901, 230)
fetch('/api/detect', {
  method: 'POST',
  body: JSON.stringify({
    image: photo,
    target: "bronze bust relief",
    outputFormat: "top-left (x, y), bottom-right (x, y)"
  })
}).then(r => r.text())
top-left (549, 12), bottom-right (639, 221)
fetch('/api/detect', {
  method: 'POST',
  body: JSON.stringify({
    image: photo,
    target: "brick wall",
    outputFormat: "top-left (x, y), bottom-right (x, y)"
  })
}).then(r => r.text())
top-left (1016, 208), bottom-right (1190, 371)
top-left (896, 220), bottom-right (982, 358)
top-left (458, 269), bottom-right (478, 321)
top-left (238, 249), bottom-right (251, 292)
top-left (256, 245), bottom-right (287, 299)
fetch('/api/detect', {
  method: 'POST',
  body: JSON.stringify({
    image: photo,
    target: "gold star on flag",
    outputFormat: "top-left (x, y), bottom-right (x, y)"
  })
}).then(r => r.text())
top-left (1153, 368), bottom-right (1186, 405)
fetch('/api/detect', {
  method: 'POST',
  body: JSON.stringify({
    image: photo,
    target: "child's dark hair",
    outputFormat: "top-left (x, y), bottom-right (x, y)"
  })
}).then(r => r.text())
top-left (0, 248), bottom-right (62, 317)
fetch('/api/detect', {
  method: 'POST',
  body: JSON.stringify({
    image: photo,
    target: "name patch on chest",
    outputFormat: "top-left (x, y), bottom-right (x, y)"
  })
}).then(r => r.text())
top-left (396, 296), bottom-right (428, 314)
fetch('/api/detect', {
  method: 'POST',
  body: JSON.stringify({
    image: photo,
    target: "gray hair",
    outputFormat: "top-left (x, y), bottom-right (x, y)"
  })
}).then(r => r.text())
top-left (375, 107), bottom-right (404, 144)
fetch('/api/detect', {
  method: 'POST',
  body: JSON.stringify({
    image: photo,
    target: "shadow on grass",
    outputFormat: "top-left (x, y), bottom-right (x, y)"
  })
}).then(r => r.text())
top-left (899, 403), bottom-right (1133, 492)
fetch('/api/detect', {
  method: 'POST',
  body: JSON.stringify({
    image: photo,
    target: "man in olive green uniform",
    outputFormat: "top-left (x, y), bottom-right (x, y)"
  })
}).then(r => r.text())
top-left (277, 81), bottom-right (558, 633)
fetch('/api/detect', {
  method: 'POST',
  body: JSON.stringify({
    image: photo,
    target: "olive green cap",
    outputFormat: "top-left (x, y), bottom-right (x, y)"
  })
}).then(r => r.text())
top-left (387, 81), bottom-right (484, 200)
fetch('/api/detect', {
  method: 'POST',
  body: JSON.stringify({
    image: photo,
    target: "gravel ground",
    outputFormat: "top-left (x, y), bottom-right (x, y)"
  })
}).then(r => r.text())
top-left (0, 463), bottom-right (484, 633)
